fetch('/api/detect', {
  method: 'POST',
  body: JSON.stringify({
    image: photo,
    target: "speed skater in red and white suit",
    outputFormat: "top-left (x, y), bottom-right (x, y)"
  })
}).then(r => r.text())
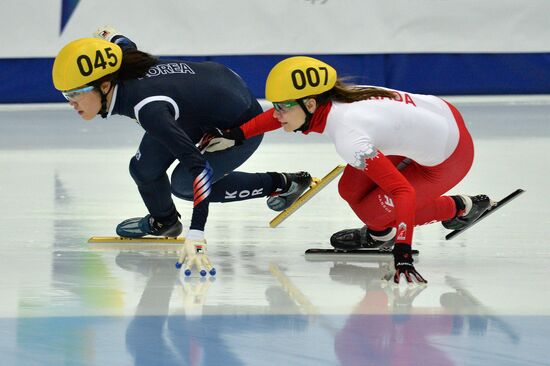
top-left (200, 57), bottom-right (492, 283)
top-left (247, 91), bottom-right (470, 233)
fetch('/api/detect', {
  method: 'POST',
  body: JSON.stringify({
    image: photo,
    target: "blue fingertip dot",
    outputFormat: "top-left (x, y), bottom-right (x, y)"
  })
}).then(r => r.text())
top-left (200, 270), bottom-right (207, 277)
top-left (175, 262), bottom-right (182, 269)
top-left (184, 269), bottom-right (192, 276)
top-left (209, 268), bottom-right (216, 276)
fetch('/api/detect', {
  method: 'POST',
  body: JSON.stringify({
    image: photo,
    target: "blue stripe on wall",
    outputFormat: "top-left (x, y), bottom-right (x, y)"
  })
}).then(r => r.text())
top-left (2, 53), bottom-right (550, 103)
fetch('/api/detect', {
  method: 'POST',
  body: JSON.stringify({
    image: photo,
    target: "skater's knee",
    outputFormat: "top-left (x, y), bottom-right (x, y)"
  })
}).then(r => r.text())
top-left (171, 186), bottom-right (193, 201)
top-left (129, 157), bottom-right (147, 184)
top-left (129, 157), bottom-right (168, 186)
top-left (338, 178), bottom-right (361, 204)
top-left (171, 167), bottom-right (193, 201)
top-left (170, 177), bottom-right (193, 201)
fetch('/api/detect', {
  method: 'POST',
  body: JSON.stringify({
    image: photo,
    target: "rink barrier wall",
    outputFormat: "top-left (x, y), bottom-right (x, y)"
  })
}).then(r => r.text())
top-left (2, 53), bottom-right (550, 103)
top-left (4, 95), bottom-right (550, 113)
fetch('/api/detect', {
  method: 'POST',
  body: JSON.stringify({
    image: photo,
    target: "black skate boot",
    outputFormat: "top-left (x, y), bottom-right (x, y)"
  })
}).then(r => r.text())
top-left (442, 194), bottom-right (493, 231)
top-left (267, 172), bottom-right (312, 211)
top-left (330, 226), bottom-right (396, 252)
top-left (116, 212), bottom-right (183, 238)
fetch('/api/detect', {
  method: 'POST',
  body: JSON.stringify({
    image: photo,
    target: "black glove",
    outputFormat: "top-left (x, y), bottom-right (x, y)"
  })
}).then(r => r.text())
top-left (392, 243), bottom-right (427, 284)
top-left (197, 127), bottom-right (245, 153)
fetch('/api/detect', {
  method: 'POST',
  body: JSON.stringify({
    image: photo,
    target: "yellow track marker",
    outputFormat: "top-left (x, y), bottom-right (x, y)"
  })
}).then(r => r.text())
top-left (88, 236), bottom-right (185, 251)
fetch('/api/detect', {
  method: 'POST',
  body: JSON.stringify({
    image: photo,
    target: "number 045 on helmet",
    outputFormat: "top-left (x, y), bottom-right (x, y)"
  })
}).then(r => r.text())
top-left (52, 38), bottom-right (122, 92)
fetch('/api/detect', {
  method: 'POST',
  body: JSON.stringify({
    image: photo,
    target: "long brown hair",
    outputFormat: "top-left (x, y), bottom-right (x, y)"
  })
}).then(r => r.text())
top-left (316, 79), bottom-right (397, 104)
top-left (118, 49), bottom-right (158, 80)
top-left (91, 49), bottom-right (158, 87)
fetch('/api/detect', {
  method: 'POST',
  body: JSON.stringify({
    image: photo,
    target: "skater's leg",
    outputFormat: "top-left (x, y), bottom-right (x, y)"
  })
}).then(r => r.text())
top-left (331, 160), bottom-right (466, 250)
top-left (414, 196), bottom-right (457, 225)
top-left (332, 109), bottom-right (474, 249)
top-left (331, 157), bottom-right (408, 250)
top-left (129, 133), bottom-right (178, 218)
top-left (174, 169), bottom-right (310, 205)
top-left (352, 157), bottom-right (471, 230)
top-left (171, 134), bottom-right (311, 206)
top-left (349, 107), bottom-right (474, 231)
top-left (171, 134), bottom-right (265, 200)
top-left (206, 171), bottom-right (285, 202)
top-left (118, 133), bottom-right (182, 238)
top-left (337, 156), bottom-right (406, 209)
top-left (335, 157), bottom-right (407, 230)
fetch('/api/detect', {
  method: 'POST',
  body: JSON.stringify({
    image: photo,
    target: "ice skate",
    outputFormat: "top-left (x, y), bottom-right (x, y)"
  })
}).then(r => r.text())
top-left (442, 194), bottom-right (493, 231)
top-left (330, 226), bottom-right (395, 252)
top-left (445, 189), bottom-right (525, 240)
top-left (267, 171), bottom-right (312, 211)
top-left (116, 213), bottom-right (183, 238)
top-left (269, 165), bottom-right (345, 228)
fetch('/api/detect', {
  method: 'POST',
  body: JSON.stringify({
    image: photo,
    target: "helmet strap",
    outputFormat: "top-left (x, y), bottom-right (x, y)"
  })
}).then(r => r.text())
top-left (293, 99), bottom-right (313, 133)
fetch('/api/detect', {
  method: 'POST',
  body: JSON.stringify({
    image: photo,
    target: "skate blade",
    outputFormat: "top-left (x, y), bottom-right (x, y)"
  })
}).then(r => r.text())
top-left (88, 236), bottom-right (185, 251)
top-left (305, 248), bottom-right (418, 255)
top-left (445, 188), bottom-right (525, 240)
top-left (269, 165), bottom-right (345, 228)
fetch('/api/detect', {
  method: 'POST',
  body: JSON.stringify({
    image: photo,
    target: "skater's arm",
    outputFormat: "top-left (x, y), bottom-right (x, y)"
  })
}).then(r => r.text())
top-left (136, 101), bottom-right (211, 232)
top-left (199, 109), bottom-right (281, 152)
top-left (239, 109), bottom-right (281, 139)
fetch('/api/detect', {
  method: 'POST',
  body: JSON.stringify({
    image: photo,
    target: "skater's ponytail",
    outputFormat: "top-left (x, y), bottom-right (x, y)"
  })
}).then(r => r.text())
top-left (117, 49), bottom-right (158, 80)
top-left (89, 49), bottom-right (158, 87)
top-left (315, 79), bottom-right (398, 105)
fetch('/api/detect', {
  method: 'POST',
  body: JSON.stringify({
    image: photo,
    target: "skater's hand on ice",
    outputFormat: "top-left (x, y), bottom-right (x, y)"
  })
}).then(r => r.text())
top-left (176, 238), bottom-right (216, 277)
top-left (391, 244), bottom-right (427, 284)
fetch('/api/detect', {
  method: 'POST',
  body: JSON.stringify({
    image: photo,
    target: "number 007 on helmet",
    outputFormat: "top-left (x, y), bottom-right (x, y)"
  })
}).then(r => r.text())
top-left (265, 56), bottom-right (337, 102)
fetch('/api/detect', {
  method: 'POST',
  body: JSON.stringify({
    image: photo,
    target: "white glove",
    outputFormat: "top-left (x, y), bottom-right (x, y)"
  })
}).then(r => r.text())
top-left (176, 238), bottom-right (216, 277)
top-left (196, 133), bottom-right (235, 154)
top-left (196, 128), bottom-right (244, 153)
top-left (205, 137), bottom-right (237, 153)
top-left (93, 25), bottom-right (120, 42)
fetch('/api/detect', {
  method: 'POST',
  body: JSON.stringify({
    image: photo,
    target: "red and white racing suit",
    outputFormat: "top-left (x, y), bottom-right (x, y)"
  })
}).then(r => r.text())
top-left (239, 89), bottom-right (474, 246)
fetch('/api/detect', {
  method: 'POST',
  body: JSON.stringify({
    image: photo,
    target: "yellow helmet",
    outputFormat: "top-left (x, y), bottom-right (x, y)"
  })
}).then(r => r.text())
top-left (52, 38), bottom-right (122, 91)
top-left (265, 56), bottom-right (337, 102)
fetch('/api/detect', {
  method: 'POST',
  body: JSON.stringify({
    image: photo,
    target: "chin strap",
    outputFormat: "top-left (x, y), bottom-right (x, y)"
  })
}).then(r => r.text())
top-left (98, 84), bottom-right (114, 119)
top-left (293, 99), bottom-right (313, 132)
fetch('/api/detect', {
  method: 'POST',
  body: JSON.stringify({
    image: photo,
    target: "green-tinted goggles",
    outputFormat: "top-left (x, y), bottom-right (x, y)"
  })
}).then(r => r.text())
top-left (272, 100), bottom-right (299, 112)
top-left (62, 85), bottom-right (95, 101)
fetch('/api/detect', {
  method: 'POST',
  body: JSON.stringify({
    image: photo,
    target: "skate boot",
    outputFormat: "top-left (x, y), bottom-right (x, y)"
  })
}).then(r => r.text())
top-left (116, 212), bottom-right (183, 238)
top-left (267, 172), bottom-right (312, 211)
top-left (442, 194), bottom-right (492, 231)
top-left (330, 226), bottom-right (396, 252)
